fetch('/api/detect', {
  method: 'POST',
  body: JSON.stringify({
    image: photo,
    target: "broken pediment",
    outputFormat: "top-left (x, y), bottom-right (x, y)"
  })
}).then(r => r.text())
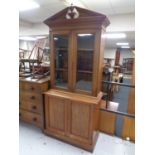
top-left (44, 6), bottom-right (110, 29)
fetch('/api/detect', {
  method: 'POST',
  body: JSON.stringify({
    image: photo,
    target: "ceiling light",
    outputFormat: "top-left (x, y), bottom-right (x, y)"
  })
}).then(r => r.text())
top-left (19, 0), bottom-right (40, 12)
top-left (102, 33), bottom-right (126, 39)
top-left (116, 42), bottom-right (129, 46)
top-left (19, 36), bottom-right (37, 41)
top-left (78, 34), bottom-right (93, 37)
top-left (36, 36), bottom-right (47, 39)
top-left (121, 46), bottom-right (130, 49)
top-left (54, 37), bottom-right (58, 41)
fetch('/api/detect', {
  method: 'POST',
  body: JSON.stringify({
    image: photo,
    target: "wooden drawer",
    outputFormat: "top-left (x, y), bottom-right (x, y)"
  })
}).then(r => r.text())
top-left (19, 109), bottom-right (42, 128)
top-left (19, 91), bottom-right (42, 103)
top-left (19, 81), bottom-right (48, 92)
top-left (19, 101), bottom-right (42, 114)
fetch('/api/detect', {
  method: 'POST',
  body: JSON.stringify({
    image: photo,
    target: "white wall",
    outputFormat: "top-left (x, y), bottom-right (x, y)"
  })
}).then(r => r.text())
top-left (19, 40), bottom-right (36, 58)
top-left (104, 49), bottom-right (115, 59)
top-left (104, 48), bottom-right (134, 66)
top-left (19, 13), bottom-right (135, 36)
top-left (107, 13), bottom-right (135, 32)
top-left (19, 40), bottom-right (35, 50)
top-left (104, 49), bottom-right (115, 66)
top-left (119, 49), bottom-right (135, 65)
top-left (19, 20), bottom-right (49, 36)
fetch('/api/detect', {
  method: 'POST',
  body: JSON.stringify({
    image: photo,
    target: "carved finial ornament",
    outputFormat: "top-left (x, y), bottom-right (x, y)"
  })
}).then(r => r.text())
top-left (66, 4), bottom-right (79, 19)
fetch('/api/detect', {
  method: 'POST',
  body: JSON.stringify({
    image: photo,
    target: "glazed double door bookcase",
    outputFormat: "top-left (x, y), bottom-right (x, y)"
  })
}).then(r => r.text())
top-left (50, 29), bottom-right (103, 96)
top-left (43, 6), bottom-right (110, 151)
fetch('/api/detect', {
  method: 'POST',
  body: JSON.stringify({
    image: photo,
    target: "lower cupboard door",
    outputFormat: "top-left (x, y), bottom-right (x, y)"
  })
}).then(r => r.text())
top-left (45, 96), bottom-right (68, 136)
top-left (68, 101), bottom-right (92, 144)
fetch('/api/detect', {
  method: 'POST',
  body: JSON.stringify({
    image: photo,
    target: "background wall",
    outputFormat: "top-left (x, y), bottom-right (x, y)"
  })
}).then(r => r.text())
top-left (19, 20), bottom-right (49, 36)
top-left (19, 38), bottom-right (134, 66)
top-left (19, 13), bottom-right (135, 36)
top-left (107, 13), bottom-right (135, 32)
top-left (119, 50), bottom-right (135, 65)
top-left (104, 48), bottom-right (134, 66)
top-left (19, 40), bottom-right (35, 50)
top-left (104, 49), bottom-right (116, 59)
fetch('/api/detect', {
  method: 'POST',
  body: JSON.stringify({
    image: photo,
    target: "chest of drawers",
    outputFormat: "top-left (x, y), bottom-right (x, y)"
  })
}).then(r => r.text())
top-left (19, 77), bottom-right (50, 128)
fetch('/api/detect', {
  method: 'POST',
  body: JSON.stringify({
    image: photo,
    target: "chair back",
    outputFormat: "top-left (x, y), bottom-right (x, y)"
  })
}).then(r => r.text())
top-left (29, 38), bottom-right (47, 61)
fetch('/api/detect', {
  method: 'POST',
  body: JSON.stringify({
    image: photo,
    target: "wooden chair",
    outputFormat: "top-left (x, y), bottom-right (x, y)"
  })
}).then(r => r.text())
top-left (29, 38), bottom-right (46, 73)
top-left (19, 38), bottom-right (49, 78)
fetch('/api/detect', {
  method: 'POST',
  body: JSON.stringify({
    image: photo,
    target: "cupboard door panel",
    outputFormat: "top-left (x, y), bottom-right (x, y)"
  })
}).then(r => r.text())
top-left (69, 101), bottom-right (91, 142)
top-left (46, 96), bottom-right (67, 135)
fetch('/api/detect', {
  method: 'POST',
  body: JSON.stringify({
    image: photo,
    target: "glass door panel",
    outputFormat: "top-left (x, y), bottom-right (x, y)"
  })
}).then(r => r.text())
top-left (75, 33), bottom-right (95, 92)
top-left (54, 35), bottom-right (69, 88)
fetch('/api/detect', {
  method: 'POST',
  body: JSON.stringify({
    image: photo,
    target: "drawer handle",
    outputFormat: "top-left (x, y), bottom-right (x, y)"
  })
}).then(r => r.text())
top-left (30, 96), bottom-right (35, 100)
top-left (33, 117), bottom-right (37, 122)
top-left (30, 86), bottom-right (35, 90)
top-left (32, 105), bottom-right (37, 110)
